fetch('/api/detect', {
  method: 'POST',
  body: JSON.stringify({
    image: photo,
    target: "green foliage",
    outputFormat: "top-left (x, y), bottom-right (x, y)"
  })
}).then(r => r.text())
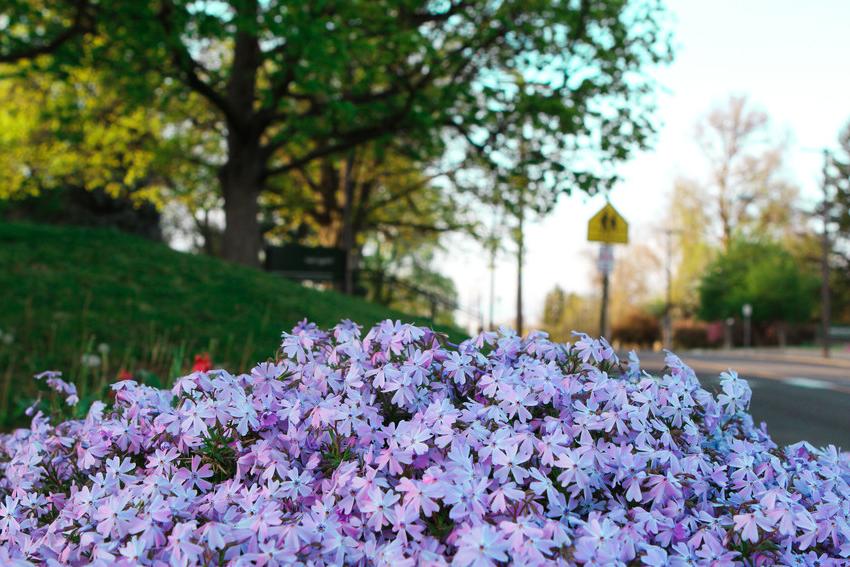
top-left (542, 286), bottom-right (568, 329)
top-left (0, 0), bottom-right (92, 64)
top-left (831, 122), bottom-right (850, 234)
top-left (3, 0), bottom-right (673, 265)
top-left (0, 221), bottom-right (463, 429)
top-left (540, 286), bottom-right (600, 341)
top-left (698, 239), bottom-right (818, 324)
top-left (0, 61), bottom-right (214, 209)
top-left (360, 231), bottom-right (459, 328)
top-left (264, 144), bottom-right (472, 249)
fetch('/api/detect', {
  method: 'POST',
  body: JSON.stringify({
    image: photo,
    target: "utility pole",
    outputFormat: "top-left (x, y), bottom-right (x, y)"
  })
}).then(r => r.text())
top-left (821, 149), bottom-right (832, 358)
top-left (516, 182), bottom-right (525, 336)
top-left (662, 229), bottom-right (680, 348)
top-left (488, 237), bottom-right (497, 330)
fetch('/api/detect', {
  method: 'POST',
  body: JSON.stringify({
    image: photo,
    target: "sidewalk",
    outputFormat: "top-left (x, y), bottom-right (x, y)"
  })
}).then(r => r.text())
top-left (635, 347), bottom-right (850, 391)
top-left (683, 347), bottom-right (850, 369)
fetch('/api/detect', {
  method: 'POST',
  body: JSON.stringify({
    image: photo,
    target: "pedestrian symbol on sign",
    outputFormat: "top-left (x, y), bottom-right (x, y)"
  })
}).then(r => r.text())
top-left (587, 203), bottom-right (628, 244)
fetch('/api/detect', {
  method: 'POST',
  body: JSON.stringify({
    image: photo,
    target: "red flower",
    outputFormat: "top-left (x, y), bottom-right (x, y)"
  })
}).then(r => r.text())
top-left (117, 369), bottom-right (133, 381)
top-left (192, 353), bottom-right (213, 372)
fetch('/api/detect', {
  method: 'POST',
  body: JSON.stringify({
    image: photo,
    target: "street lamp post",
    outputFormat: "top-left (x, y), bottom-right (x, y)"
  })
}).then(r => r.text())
top-left (742, 303), bottom-right (752, 348)
top-left (662, 228), bottom-right (682, 349)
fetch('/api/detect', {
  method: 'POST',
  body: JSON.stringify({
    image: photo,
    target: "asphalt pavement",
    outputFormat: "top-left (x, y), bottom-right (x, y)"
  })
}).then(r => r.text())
top-left (635, 349), bottom-right (850, 450)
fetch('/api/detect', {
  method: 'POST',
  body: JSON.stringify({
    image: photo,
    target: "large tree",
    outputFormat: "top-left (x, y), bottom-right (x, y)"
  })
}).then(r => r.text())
top-left (46, 0), bottom-right (671, 266)
top-left (825, 119), bottom-right (850, 323)
top-left (694, 95), bottom-right (800, 250)
top-left (264, 142), bottom-right (473, 292)
top-left (698, 239), bottom-right (818, 343)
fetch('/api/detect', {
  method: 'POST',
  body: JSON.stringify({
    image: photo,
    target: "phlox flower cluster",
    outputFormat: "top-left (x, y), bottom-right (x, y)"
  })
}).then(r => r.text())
top-left (1, 320), bottom-right (849, 566)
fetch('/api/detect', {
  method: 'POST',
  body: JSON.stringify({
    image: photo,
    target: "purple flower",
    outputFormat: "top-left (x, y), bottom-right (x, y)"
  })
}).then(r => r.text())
top-left (453, 524), bottom-right (510, 567)
top-left (175, 455), bottom-right (214, 492)
top-left (1, 320), bottom-right (848, 565)
top-left (360, 487), bottom-right (400, 530)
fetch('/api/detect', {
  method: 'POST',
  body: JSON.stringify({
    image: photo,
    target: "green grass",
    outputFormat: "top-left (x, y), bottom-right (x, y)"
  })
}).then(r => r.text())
top-left (0, 221), bottom-right (463, 427)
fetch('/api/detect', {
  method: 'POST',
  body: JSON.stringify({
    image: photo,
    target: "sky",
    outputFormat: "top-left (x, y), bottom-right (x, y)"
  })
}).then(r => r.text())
top-left (442, 0), bottom-right (850, 332)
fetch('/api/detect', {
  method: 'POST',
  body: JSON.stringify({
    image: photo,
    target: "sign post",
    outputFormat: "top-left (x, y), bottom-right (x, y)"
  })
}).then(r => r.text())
top-left (597, 244), bottom-right (614, 339)
top-left (587, 203), bottom-right (629, 338)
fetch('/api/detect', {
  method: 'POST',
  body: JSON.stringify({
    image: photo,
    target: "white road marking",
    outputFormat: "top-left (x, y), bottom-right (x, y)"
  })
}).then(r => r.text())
top-left (783, 377), bottom-right (835, 390)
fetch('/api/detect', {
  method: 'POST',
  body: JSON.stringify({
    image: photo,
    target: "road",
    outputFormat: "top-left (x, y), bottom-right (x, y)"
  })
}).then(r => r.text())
top-left (635, 349), bottom-right (850, 450)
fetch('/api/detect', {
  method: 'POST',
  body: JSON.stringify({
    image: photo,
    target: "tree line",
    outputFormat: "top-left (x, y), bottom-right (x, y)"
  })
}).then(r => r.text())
top-left (542, 95), bottom-right (850, 348)
top-left (0, 0), bottom-right (672, 314)
top-left (8, 3), bottom-right (849, 340)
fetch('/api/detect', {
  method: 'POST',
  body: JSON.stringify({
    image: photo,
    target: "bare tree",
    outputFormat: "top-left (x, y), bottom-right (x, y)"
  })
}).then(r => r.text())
top-left (695, 95), bottom-right (799, 250)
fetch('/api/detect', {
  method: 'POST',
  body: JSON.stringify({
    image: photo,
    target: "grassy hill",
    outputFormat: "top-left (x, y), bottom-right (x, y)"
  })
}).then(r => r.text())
top-left (0, 222), bottom-right (462, 427)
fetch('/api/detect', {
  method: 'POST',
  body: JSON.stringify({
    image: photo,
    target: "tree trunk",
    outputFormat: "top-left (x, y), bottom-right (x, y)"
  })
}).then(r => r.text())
top-left (220, 147), bottom-right (263, 267)
top-left (341, 152), bottom-right (357, 294)
top-left (219, 0), bottom-right (262, 267)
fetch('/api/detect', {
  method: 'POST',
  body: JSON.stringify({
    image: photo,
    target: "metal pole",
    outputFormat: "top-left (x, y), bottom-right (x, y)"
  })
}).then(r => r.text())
top-left (664, 229), bottom-right (673, 348)
top-left (488, 242), bottom-right (496, 330)
top-left (516, 204), bottom-right (524, 336)
top-left (599, 270), bottom-right (610, 339)
top-left (515, 168), bottom-right (526, 336)
top-left (821, 149), bottom-right (832, 358)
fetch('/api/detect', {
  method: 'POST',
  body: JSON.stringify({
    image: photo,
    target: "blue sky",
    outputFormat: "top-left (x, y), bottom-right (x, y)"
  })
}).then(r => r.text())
top-left (444, 0), bottom-right (850, 331)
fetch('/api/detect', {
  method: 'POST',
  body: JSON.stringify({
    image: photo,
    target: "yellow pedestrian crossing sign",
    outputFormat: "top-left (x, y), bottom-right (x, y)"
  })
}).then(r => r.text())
top-left (587, 203), bottom-right (628, 244)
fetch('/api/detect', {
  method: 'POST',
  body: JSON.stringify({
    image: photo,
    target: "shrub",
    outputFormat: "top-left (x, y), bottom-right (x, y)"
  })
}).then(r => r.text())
top-left (673, 319), bottom-right (717, 349)
top-left (610, 309), bottom-right (660, 347)
top-left (1, 320), bottom-right (848, 565)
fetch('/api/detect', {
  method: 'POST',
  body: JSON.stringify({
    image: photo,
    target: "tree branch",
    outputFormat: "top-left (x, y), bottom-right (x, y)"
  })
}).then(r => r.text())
top-left (156, 0), bottom-right (239, 129)
top-left (0, 0), bottom-right (92, 63)
top-left (263, 91), bottom-right (418, 179)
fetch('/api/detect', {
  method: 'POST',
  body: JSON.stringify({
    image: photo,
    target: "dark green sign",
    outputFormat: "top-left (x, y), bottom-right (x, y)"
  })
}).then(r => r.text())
top-left (265, 245), bottom-right (346, 282)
